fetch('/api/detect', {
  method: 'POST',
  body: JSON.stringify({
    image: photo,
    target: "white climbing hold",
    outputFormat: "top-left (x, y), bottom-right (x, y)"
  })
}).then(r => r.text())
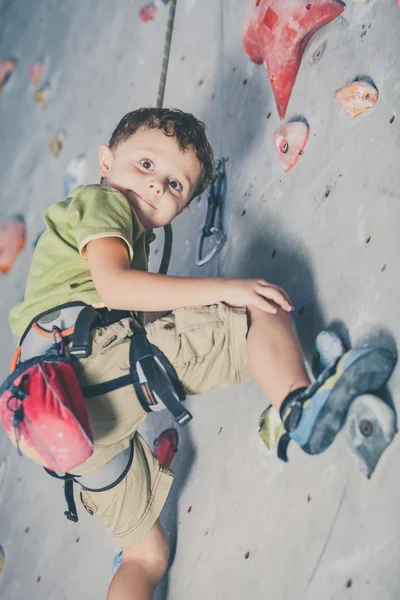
top-left (345, 394), bottom-right (397, 477)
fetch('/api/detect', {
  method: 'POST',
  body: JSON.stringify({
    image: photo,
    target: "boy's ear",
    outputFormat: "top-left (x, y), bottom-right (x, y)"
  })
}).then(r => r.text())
top-left (178, 206), bottom-right (189, 215)
top-left (99, 145), bottom-right (114, 177)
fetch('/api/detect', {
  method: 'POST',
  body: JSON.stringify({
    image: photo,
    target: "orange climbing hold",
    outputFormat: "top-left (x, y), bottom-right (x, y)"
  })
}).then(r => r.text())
top-left (0, 217), bottom-right (25, 275)
top-left (242, 0), bottom-right (345, 119)
top-left (0, 59), bottom-right (17, 93)
top-left (334, 80), bottom-right (379, 119)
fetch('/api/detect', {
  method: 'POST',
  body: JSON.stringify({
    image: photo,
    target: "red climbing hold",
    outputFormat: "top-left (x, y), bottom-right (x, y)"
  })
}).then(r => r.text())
top-left (0, 217), bottom-right (25, 274)
top-left (274, 121), bottom-right (309, 172)
top-left (153, 428), bottom-right (178, 468)
top-left (140, 2), bottom-right (158, 22)
top-left (242, 0), bottom-right (345, 119)
top-left (0, 59), bottom-right (17, 93)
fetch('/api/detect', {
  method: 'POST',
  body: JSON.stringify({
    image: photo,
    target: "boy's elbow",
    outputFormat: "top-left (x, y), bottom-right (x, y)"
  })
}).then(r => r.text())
top-left (93, 270), bottom-right (126, 309)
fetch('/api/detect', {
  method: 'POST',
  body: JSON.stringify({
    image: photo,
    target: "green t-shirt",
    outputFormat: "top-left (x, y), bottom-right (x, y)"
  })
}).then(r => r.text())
top-left (10, 185), bottom-right (148, 338)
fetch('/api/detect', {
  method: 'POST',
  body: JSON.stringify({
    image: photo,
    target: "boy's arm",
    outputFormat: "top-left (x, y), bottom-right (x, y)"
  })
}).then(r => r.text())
top-left (86, 237), bottom-right (293, 314)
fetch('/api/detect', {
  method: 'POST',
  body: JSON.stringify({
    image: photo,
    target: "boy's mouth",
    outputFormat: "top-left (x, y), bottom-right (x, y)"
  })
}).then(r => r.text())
top-left (131, 191), bottom-right (156, 209)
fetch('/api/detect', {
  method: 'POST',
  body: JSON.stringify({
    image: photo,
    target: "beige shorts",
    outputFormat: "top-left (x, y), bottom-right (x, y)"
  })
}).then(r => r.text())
top-left (74, 303), bottom-right (250, 547)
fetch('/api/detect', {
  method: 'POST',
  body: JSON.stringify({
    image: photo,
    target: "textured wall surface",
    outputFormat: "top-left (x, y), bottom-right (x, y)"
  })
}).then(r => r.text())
top-left (0, 1), bottom-right (399, 598)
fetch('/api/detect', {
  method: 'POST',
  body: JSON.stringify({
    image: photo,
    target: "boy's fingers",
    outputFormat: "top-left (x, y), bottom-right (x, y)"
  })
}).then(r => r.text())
top-left (254, 296), bottom-right (278, 314)
top-left (259, 286), bottom-right (292, 310)
top-left (276, 286), bottom-right (293, 306)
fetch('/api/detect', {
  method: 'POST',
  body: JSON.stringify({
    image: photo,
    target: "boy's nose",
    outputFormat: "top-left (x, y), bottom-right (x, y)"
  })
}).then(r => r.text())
top-left (148, 180), bottom-right (164, 195)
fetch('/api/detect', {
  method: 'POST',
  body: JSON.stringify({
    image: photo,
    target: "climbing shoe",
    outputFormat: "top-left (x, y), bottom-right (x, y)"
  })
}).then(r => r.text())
top-left (259, 329), bottom-right (346, 451)
top-left (260, 345), bottom-right (396, 461)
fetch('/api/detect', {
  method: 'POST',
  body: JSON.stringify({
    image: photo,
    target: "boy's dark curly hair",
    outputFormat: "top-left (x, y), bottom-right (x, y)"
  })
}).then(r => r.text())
top-left (109, 107), bottom-right (214, 200)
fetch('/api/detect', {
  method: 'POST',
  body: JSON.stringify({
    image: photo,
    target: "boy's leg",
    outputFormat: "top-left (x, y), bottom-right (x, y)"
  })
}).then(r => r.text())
top-left (146, 303), bottom-right (395, 459)
top-left (107, 519), bottom-right (169, 600)
top-left (246, 305), bottom-right (396, 459)
top-left (246, 305), bottom-right (310, 413)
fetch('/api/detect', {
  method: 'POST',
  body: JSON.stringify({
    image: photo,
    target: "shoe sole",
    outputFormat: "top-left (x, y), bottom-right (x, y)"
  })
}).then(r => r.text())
top-left (304, 348), bottom-right (396, 455)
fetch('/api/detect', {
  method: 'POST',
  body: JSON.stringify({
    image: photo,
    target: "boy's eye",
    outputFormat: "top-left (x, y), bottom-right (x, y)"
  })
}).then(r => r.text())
top-left (140, 159), bottom-right (154, 170)
top-left (169, 179), bottom-right (182, 192)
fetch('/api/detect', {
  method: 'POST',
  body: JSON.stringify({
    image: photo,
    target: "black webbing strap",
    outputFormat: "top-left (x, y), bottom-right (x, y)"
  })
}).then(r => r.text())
top-left (69, 306), bottom-right (102, 358)
top-left (277, 387), bottom-right (308, 463)
top-left (81, 329), bottom-right (192, 426)
top-left (69, 307), bottom-right (133, 358)
top-left (45, 440), bottom-right (135, 522)
top-left (44, 470), bottom-right (79, 522)
top-left (130, 329), bottom-right (192, 426)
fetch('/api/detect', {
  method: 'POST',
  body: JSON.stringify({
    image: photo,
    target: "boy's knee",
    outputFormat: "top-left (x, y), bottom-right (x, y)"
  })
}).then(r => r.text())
top-left (122, 526), bottom-right (170, 581)
top-left (248, 305), bottom-right (293, 327)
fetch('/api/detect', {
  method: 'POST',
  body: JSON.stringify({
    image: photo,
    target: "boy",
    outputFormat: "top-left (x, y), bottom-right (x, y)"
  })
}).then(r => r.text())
top-left (9, 108), bottom-right (395, 600)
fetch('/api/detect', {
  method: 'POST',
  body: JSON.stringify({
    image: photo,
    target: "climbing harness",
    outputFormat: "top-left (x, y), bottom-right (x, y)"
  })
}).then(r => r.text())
top-left (2, 303), bottom-right (191, 522)
top-left (196, 158), bottom-right (227, 266)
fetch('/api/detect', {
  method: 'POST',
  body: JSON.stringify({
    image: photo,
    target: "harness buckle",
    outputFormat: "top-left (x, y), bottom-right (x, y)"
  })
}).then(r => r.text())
top-left (177, 412), bottom-right (192, 426)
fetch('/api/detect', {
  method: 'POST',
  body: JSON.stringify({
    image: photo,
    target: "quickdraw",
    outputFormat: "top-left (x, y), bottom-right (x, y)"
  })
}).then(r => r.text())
top-left (196, 158), bottom-right (227, 267)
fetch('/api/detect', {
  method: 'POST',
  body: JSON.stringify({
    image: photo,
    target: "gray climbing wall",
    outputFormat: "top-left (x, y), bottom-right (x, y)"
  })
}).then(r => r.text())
top-left (0, 0), bottom-right (399, 598)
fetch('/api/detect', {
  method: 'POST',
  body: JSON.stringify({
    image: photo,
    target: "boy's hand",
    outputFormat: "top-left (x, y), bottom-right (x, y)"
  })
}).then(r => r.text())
top-left (223, 279), bottom-right (293, 314)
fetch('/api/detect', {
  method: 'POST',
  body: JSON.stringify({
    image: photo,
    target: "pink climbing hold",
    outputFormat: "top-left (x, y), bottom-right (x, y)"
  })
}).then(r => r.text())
top-left (139, 2), bottom-right (158, 22)
top-left (0, 217), bottom-right (25, 274)
top-left (28, 62), bottom-right (45, 86)
top-left (398, 0), bottom-right (400, 9)
top-left (241, 0), bottom-right (346, 119)
top-left (274, 121), bottom-right (309, 172)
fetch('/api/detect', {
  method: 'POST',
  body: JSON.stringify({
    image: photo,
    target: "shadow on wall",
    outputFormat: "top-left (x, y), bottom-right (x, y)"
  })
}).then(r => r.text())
top-left (222, 207), bottom-right (325, 363)
top-left (140, 410), bottom-right (196, 600)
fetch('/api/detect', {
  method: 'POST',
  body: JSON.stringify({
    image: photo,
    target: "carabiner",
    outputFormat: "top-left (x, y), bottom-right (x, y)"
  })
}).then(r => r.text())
top-left (196, 159), bottom-right (227, 266)
top-left (196, 227), bottom-right (226, 266)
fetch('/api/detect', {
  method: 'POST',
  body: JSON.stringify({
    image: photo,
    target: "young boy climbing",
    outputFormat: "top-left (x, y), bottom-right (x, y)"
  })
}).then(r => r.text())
top-left (9, 108), bottom-right (396, 600)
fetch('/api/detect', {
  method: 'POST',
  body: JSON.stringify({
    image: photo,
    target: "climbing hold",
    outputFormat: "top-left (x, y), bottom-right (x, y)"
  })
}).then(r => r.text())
top-left (28, 61), bottom-right (45, 86)
top-left (153, 428), bottom-right (178, 468)
top-left (312, 329), bottom-right (345, 378)
top-left (397, 0), bottom-right (400, 9)
top-left (0, 545), bottom-right (4, 577)
top-left (48, 130), bottom-right (67, 157)
top-left (259, 404), bottom-right (284, 450)
top-left (64, 154), bottom-right (88, 197)
top-left (139, 2), bottom-right (158, 21)
top-left (0, 216), bottom-right (26, 275)
top-left (334, 80), bottom-right (379, 118)
top-left (34, 81), bottom-right (52, 109)
top-left (345, 394), bottom-right (397, 477)
top-left (0, 59), bottom-right (17, 93)
top-left (274, 122), bottom-right (309, 172)
top-left (241, 0), bottom-right (345, 119)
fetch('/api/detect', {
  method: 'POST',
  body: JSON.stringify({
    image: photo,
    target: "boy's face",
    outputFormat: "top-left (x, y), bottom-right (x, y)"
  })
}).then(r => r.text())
top-left (99, 127), bottom-right (202, 230)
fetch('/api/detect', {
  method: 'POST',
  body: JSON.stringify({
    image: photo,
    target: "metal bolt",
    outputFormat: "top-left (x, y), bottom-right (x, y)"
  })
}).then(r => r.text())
top-left (360, 419), bottom-right (373, 437)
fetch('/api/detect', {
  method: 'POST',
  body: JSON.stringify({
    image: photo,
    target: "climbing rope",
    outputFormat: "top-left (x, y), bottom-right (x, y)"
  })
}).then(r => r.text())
top-left (157, 0), bottom-right (178, 275)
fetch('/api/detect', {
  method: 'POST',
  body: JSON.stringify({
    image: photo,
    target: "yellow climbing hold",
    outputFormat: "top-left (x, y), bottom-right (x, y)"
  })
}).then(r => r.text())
top-left (259, 405), bottom-right (285, 450)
